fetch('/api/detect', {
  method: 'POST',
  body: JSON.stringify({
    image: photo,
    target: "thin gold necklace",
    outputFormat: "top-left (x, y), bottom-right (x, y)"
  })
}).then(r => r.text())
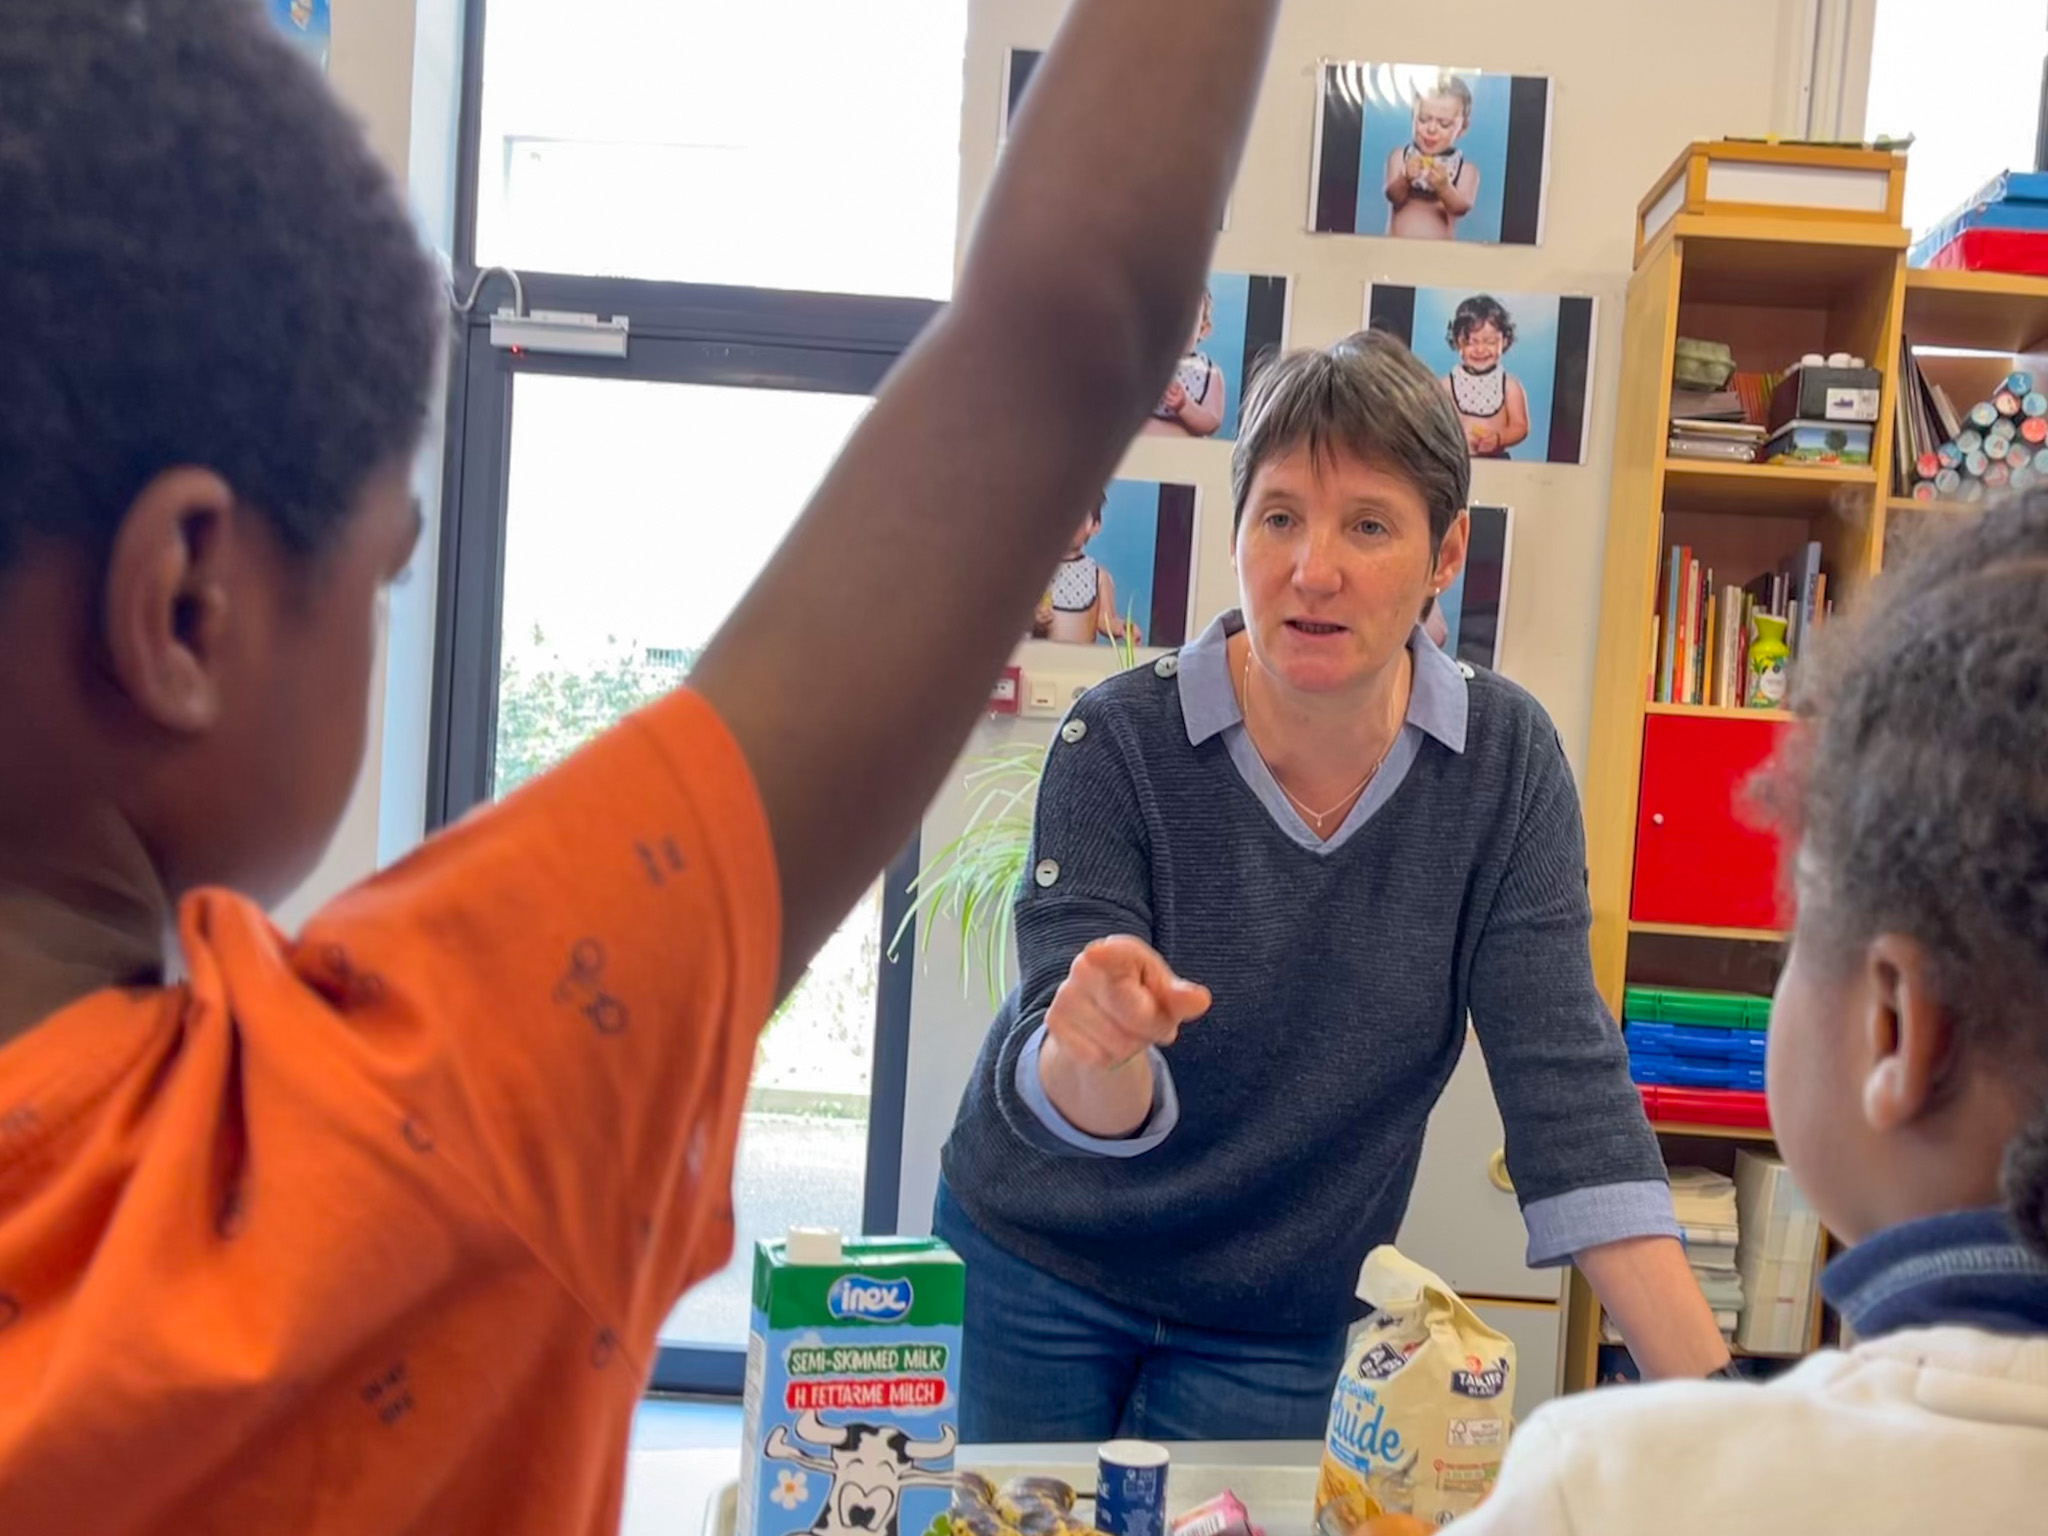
top-left (1240, 649), bottom-right (1391, 832)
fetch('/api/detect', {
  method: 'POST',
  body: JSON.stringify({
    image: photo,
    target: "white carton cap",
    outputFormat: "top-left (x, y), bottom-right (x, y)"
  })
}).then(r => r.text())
top-left (786, 1227), bottom-right (844, 1265)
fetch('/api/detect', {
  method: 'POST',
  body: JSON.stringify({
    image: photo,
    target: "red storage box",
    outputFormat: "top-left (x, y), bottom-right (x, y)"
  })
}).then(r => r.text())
top-left (1631, 713), bottom-right (1792, 931)
top-left (1638, 1084), bottom-right (1773, 1131)
top-left (1921, 226), bottom-right (2048, 276)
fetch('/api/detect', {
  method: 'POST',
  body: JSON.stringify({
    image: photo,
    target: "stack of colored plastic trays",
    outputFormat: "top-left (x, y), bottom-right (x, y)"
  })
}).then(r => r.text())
top-left (1623, 987), bottom-right (1773, 1130)
top-left (1910, 170), bottom-right (2048, 275)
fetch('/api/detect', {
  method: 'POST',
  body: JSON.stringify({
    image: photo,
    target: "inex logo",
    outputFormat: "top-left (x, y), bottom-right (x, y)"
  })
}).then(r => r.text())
top-left (828, 1274), bottom-right (914, 1323)
top-left (1450, 1355), bottom-right (1509, 1398)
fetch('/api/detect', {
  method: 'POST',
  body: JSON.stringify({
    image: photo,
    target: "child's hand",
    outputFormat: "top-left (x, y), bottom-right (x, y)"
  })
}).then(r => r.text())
top-left (1424, 161), bottom-right (1450, 193)
top-left (1034, 596), bottom-right (1055, 635)
top-left (1161, 380), bottom-right (1188, 413)
top-left (1471, 426), bottom-right (1500, 454)
top-left (1404, 151), bottom-right (1427, 184)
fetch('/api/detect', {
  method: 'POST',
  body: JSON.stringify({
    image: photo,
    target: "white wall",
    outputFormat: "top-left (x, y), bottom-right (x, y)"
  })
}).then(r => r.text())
top-left (895, 0), bottom-right (1811, 1230)
top-left (272, 0), bottom-right (463, 932)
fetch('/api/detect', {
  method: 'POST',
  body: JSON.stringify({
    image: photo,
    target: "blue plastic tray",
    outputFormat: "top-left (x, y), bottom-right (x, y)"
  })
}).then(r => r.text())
top-left (1629, 1051), bottom-right (1766, 1090)
top-left (1625, 1022), bottom-right (1769, 1062)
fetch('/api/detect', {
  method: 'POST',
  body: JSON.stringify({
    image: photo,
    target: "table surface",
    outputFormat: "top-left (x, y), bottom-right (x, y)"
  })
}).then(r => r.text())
top-left (624, 1441), bottom-right (1324, 1536)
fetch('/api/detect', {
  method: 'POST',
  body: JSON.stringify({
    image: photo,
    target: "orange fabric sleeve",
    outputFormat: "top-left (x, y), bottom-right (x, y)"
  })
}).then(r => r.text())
top-left (290, 688), bottom-right (780, 1352)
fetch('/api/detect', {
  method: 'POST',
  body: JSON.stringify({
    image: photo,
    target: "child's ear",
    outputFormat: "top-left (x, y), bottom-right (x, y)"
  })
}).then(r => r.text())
top-left (1860, 933), bottom-right (1958, 1133)
top-left (102, 467), bottom-right (242, 734)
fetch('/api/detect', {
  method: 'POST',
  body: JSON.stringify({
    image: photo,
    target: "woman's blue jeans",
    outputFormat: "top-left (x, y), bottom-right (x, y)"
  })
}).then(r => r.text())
top-left (934, 1180), bottom-right (1349, 1444)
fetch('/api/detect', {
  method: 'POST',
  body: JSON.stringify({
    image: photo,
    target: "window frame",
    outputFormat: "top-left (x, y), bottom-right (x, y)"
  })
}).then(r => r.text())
top-left (437, 0), bottom-right (944, 1396)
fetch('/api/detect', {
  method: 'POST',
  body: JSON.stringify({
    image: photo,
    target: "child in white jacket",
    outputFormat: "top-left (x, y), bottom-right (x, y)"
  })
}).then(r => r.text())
top-left (1454, 498), bottom-right (2048, 1534)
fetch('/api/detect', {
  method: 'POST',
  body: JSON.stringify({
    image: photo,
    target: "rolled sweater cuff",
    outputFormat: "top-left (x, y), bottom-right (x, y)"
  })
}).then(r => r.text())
top-left (1523, 1179), bottom-right (1681, 1267)
top-left (1016, 1024), bottom-right (1179, 1157)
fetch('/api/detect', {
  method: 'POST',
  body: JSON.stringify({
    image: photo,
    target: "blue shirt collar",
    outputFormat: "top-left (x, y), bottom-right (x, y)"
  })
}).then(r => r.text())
top-left (1176, 610), bottom-right (1469, 754)
top-left (1821, 1207), bottom-right (2048, 1340)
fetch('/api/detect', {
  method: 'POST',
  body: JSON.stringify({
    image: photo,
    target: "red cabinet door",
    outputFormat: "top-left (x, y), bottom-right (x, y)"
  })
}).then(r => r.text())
top-left (1631, 714), bottom-right (1792, 930)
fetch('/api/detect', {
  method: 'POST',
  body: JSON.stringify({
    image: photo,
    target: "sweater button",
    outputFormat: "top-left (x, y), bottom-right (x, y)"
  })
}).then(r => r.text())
top-left (1457, 661), bottom-right (1476, 680)
top-left (1060, 719), bottom-right (1088, 744)
top-left (1153, 655), bottom-right (1179, 678)
top-left (1033, 859), bottom-right (1061, 888)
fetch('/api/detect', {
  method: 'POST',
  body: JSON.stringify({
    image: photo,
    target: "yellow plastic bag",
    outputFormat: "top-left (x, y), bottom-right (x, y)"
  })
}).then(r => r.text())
top-left (1314, 1248), bottom-right (1516, 1530)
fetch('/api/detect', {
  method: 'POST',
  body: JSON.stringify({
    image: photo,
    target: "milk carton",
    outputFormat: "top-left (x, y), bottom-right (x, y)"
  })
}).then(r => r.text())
top-left (738, 1229), bottom-right (964, 1536)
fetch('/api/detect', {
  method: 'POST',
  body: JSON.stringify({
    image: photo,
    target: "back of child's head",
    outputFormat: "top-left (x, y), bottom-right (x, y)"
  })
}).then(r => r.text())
top-left (1767, 495), bottom-right (2048, 1260)
top-left (0, 0), bottom-right (444, 570)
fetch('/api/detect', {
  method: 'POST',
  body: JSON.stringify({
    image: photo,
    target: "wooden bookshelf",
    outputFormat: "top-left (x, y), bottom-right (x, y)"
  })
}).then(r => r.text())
top-left (1648, 214), bottom-right (1907, 303)
top-left (1643, 702), bottom-right (1793, 723)
top-left (1628, 920), bottom-right (1789, 943)
top-left (1902, 267), bottom-right (2048, 354)
top-left (1661, 459), bottom-right (1878, 517)
top-left (1650, 1121), bottom-right (1778, 1143)
top-left (1886, 494), bottom-right (1980, 519)
top-left (1570, 145), bottom-right (1980, 1396)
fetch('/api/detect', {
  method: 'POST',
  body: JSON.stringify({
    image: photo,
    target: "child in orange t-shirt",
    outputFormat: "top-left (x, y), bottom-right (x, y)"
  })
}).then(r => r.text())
top-left (0, 1), bottom-right (1280, 1530)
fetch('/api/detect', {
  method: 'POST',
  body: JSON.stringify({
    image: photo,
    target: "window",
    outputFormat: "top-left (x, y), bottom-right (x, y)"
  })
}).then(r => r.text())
top-left (470, 0), bottom-right (968, 298)
top-left (439, 0), bottom-right (962, 1393)
top-left (1864, 0), bottom-right (2048, 236)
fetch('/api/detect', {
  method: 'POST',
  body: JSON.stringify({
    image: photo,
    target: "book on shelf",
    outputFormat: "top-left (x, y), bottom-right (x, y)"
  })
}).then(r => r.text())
top-left (1659, 546), bottom-right (1683, 702)
top-left (1895, 332), bottom-right (2048, 501)
top-left (1603, 1309), bottom-right (1741, 1345)
top-left (1672, 387), bottom-right (1748, 423)
top-left (1669, 391), bottom-right (1767, 464)
top-left (1668, 416), bottom-right (1767, 464)
top-left (1734, 1149), bottom-right (1826, 1356)
top-left (1652, 545), bottom-right (1828, 707)
top-left (1687, 561), bottom-right (1703, 704)
top-left (1667, 434), bottom-right (1762, 463)
top-left (1717, 585), bottom-right (1745, 708)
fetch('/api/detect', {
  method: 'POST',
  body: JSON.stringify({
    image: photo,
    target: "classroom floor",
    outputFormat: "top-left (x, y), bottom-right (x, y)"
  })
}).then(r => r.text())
top-left (624, 1398), bottom-right (743, 1536)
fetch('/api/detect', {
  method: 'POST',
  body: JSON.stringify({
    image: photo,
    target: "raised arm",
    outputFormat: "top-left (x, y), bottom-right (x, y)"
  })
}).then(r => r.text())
top-left (689, 0), bottom-right (1280, 994)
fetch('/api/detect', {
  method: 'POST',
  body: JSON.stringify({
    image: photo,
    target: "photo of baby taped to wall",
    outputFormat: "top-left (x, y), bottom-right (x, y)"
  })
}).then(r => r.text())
top-left (1366, 284), bottom-right (1598, 465)
top-left (1031, 480), bottom-right (1199, 649)
top-left (1422, 504), bottom-right (1513, 671)
top-left (1311, 61), bottom-right (1553, 246)
top-left (1142, 272), bottom-right (1290, 441)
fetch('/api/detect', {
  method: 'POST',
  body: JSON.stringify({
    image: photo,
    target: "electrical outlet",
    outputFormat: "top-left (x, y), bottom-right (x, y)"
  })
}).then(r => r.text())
top-left (1022, 676), bottom-right (1063, 717)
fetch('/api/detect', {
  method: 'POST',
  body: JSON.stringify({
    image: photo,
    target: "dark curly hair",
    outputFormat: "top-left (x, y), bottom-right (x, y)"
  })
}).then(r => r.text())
top-left (0, 0), bottom-right (445, 568)
top-left (1758, 494), bottom-right (2048, 1261)
top-left (1447, 295), bottom-right (1516, 352)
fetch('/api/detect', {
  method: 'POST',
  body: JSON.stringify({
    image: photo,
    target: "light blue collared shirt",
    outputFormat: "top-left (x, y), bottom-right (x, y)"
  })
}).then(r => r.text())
top-left (1016, 612), bottom-right (1678, 1267)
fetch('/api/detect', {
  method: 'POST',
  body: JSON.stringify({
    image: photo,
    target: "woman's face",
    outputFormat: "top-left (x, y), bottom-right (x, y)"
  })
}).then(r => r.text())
top-left (1457, 322), bottom-right (1506, 371)
top-left (1234, 445), bottom-right (1464, 695)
